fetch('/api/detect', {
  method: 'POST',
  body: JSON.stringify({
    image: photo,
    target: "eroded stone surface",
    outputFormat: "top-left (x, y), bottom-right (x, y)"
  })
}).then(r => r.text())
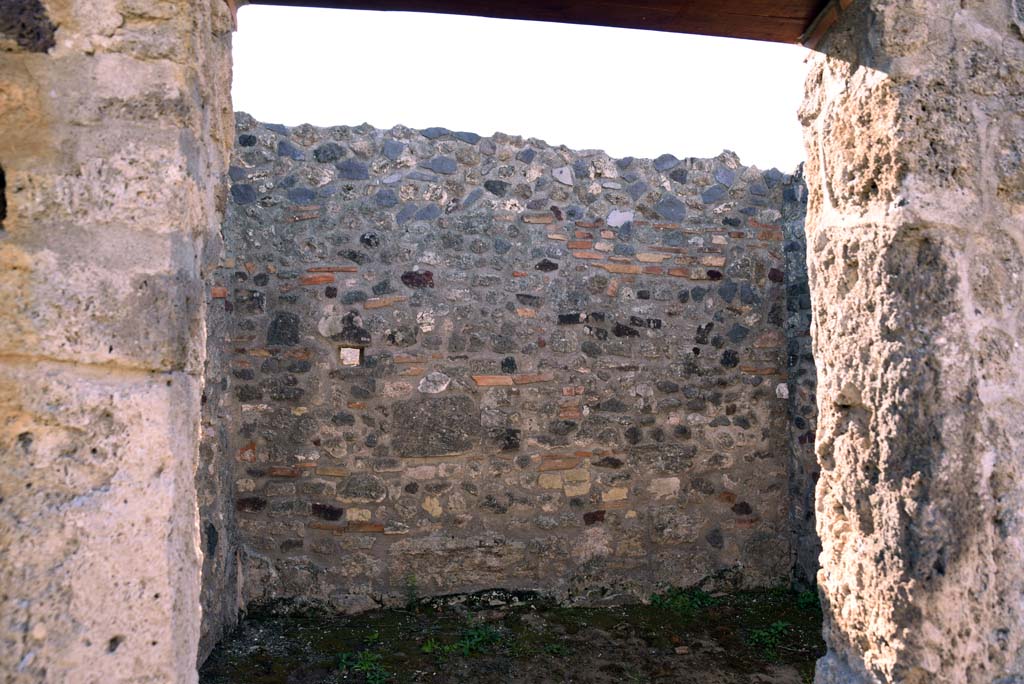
top-left (0, 1), bottom-right (234, 680)
top-left (392, 396), bottom-right (480, 457)
top-left (801, 1), bottom-right (1024, 681)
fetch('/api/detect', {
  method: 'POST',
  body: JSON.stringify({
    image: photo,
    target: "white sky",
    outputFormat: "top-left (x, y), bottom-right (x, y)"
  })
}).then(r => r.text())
top-left (232, 6), bottom-right (811, 172)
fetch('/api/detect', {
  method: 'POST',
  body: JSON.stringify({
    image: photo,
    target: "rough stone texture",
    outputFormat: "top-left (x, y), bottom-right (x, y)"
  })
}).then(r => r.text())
top-left (205, 115), bottom-right (810, 611)
top-left (0, 1), bottom-right (234, 681)
top-left (801, 0), bottom-right (1024, 681)
top-left (782, 169), bottom-right (820, 587)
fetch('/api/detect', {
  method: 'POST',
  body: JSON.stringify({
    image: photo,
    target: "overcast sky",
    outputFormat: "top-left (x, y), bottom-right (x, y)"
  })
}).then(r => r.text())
top-left (232, 6), bottom-right (811, 172)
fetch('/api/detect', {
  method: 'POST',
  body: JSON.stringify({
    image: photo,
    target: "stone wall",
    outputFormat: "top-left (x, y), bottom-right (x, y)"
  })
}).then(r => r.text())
top-left (203, 114), bottom-right (810, 612)
top-left (782, 171), bottom-right (820, 587)
top-left (801, 0), bottom-right (1024, 681)
top-left (0, 0), bottom-right (234, 682)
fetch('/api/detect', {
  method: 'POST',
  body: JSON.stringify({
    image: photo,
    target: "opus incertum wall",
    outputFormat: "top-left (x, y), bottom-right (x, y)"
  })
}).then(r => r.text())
top-left (199, 113), bottom-right (811, 644)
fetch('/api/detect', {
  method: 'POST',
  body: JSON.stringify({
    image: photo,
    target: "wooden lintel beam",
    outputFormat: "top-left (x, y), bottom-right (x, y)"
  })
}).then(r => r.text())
top-left (246, 0), bottom-right (833, 44)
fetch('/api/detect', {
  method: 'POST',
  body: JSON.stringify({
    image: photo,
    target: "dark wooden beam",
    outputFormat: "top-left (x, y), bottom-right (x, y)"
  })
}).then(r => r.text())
top-left (245, 0), bottom-right (832, 44)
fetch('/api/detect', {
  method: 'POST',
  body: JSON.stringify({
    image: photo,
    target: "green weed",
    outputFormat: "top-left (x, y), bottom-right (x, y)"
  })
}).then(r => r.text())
top-left (797, 590), bottom-right (820, 611)
top-left (649, 587), bottom-right (717, 619)
top-left (336, 648), bottom-right (391, 683)
top-left (747, 620), bottom-right (791, 661)
top-left (420, 637), bottom-right (440, 655)
top-left (421, 623), bottom-right (505, 661)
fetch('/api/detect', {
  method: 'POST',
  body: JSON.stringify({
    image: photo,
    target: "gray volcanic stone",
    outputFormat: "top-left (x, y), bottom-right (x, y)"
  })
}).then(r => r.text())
top-left (627, 181), bottom-right (648, 201)
top-left (701, 184), bottom-right (729, 203)
top-left (396, 204), bottom-right (418, 225)
top-left (336, 158), bottom-right (370, 180)
top-left (654, 194), bottom-right (687, 221)
top-left (231, 184), bottom-right (257, 204)
top-left (714, 166), bottom-right (736, 186)
top-left (424, 156), bottom-right (458, 174)
top-left (392, 396), bottom-right (480, 457)
top-left (382, 139), bottom-right (405, 161)
top-left (287, 187), bottom-right (315, 204)
top-left (654, 153), bottom-right (680, 171)
top-left (414, 204), bottom-right (441, 221)
top-left (421, 127), bottom-right (450, 139)
top-left (277, 140), bottom-right (304, 160)
top-left (340, 474), bottom-right (387, 502)
top-left (669, 168), bottom-right (688, 184)
top-left (375, 188), bottom-right (399, 208)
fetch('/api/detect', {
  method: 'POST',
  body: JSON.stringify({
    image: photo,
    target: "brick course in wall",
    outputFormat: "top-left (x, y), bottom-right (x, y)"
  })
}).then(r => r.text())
top-left (203, 113), bottom-right (810, 610)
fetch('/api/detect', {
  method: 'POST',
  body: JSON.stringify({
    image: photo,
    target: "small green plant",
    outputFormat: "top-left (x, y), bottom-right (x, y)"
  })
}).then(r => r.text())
top-left (423, 623), bottom-right (505, 661)
top-left (543, 642), bottom-right (568, 657)
top-left (355, 651), bottom-right (389, 684)
top-left (336, 651), bottom-right (357, 671)
top-left (649, 587), bottom-right (716, 619)
top-left (336, 648), bottom-right (391, 683)
top-left (748, 620), bottom-right (791, 661)
top-left (797, 590), bottom-right (820, 611)
top-left (452, 624), bottom-right (503, 656)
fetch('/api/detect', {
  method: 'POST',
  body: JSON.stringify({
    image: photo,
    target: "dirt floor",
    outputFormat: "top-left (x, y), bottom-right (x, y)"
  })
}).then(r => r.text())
top-left (200, 587), bottom-right (825, 684)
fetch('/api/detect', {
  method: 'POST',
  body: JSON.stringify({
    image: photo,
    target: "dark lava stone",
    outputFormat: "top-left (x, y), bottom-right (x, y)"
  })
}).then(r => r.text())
top-left (732, 501), bottom-right (753, 515)
top-left (335, 158), bottom-right (369, 180)
top-left (230, 184), bottom-right (257, 204)
top-left (613, 323), bottom-right (640, 338)
top-left (311, 503), bottom-right (344, 521)
top-left (267, 312), bottom-right (300, 346)
top-left (583, 510), bottom-right (606, 525)
top-left (236, 497), bottom-right (266, 512)
top-left (314, 142), bottom-right (345, 163)
top-left (401, 270), bottom-right (434, 288)
top-left (484, 180), bottom-right (510, 196)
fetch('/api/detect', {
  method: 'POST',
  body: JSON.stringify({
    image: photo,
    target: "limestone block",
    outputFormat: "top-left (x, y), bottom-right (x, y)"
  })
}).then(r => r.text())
top-left (0, 360), bottom-right (201, 683)
top-left (0, 233), bottom-right (202, 371)
top-left (802, 1), bottom-right (1024, 681)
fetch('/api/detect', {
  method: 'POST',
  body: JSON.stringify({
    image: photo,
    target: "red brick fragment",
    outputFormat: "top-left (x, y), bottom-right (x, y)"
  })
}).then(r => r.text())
top-left (307, 265), bottom-right (359, 273)
top-left (300, 274), bottom-right (335, 286)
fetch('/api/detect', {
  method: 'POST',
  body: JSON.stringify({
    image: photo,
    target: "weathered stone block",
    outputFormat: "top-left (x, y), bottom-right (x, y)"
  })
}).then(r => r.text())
top-left (391, 395), bottom-right (480, 457)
